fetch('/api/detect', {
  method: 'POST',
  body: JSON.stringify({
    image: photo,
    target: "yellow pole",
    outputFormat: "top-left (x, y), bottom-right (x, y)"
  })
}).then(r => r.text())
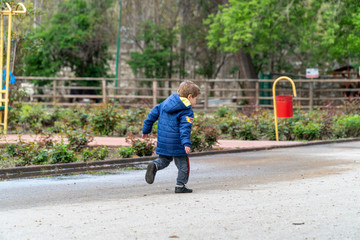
top-left (0, 14), bottom-right (3, 90)
top-left (0, 3), bottom-right (27, 133)
top-left (272, 76), bottom-right (297, 141)
top-left (13, 3), bottom-right (27, 14)
top-left (0, 14), bottom-right (3, 126)
top-left (4, 7), bottom-right (12, 133)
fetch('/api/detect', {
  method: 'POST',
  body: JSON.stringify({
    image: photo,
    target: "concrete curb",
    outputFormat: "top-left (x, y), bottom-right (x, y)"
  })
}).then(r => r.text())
top-left (1, 138), bottom-right (359, 180)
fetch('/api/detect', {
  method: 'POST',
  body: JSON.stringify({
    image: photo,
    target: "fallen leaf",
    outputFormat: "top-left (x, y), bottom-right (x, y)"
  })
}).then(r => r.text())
top-left (292, 222), bottom-right (305, 225)
top-left (169, 235), bottom-right (179, 238)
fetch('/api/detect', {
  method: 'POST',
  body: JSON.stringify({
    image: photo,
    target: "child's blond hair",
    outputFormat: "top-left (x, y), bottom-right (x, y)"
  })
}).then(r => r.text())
top-left (177, 80), bottom-right (200, 98)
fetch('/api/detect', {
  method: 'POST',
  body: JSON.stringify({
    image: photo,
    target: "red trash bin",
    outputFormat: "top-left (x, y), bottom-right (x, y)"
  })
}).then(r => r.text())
top-left (276, 95), bottom-right (293, 118)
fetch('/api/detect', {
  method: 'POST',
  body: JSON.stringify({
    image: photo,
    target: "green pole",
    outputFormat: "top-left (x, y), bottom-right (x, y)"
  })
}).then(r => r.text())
top-left (115, 0), bottom-right (122, 87)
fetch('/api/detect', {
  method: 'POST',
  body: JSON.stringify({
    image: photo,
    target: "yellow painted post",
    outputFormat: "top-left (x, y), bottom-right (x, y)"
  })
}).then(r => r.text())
top-left (0, 14), bottom-right (3, 90)
top-left (4, 8), bottom-right (13, 133)
top-left (0, 3), bottom-right (27, 133)
top-left (0, 14), bottom-right (3, 124)
top-left (272, 76), bottom-right (297, 141)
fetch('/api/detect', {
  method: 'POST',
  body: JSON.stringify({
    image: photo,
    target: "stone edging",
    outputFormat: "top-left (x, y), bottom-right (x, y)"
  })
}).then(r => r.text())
top-left (1, 138), bottom-right (359, 180)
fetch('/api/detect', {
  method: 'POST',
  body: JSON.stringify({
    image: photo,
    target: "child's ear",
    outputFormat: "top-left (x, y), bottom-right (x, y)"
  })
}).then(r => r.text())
top-left (187, 94), bottom-right (193, 99)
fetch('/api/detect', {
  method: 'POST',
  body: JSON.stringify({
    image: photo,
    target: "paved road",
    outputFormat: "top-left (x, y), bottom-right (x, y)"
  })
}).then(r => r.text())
top-left (1, 142), bottom-right (360, 239)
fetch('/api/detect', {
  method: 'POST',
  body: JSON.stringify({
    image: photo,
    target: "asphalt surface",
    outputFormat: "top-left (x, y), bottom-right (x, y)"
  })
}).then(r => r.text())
top-left (0, 141), bottom-right (360, 239)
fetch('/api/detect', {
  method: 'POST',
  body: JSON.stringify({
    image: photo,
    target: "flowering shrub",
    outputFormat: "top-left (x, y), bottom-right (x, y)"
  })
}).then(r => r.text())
top-left (90, 103), bottom-right (120, 135)
top-left (65, 128), bottom-right (94, 152)
top-left (126, 135), bottom-right (155, 157)
top-left (191, 124), bottom-right (218, 152)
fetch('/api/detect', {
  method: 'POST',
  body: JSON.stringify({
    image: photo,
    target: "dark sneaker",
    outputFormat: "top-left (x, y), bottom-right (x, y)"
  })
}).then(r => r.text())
top-left (145, 162), bottom-right (157, 184)
top-left (175, 185), bottom-right (193, 193)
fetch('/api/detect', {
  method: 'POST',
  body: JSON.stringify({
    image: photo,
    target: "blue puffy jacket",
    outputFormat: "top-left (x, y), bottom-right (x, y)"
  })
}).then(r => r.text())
top-left (142, 93), bottom-right (194, 156)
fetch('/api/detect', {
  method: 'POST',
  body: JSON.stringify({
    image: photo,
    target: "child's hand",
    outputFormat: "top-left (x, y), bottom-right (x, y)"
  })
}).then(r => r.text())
top-left (185, 146), bottom-right (190, 154)
top-left (142, 134), bottom-right (148, 139)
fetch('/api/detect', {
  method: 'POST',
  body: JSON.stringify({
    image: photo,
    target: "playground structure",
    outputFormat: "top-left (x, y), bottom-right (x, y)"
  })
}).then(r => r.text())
top-left (0, 2), bottom-right (26, 134)
top-left (272, 76), bottom-right (297, 141)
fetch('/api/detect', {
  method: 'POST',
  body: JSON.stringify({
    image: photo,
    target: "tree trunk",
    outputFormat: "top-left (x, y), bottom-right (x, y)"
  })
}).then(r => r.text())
top-left (40, 0), bottom-right (44, 25)
top-left (235, 49), bottom-right (257, 105)
top-left (11, 40), bottom-right (17, 72)
top-left (33, 0), bottom-right (38, 28)
top-left (179, 0), bottom-right (191, 79)
top-left (235, 49), bottom-right (257, 79)
top-left (235, 49), bottom-right (257, 103)
top-left (154, 0), bottom-right (159, 25)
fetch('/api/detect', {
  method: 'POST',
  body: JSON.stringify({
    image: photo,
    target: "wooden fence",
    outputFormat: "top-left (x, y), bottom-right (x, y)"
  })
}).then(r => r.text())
top-left (14, 76), bottom-right (360, 110)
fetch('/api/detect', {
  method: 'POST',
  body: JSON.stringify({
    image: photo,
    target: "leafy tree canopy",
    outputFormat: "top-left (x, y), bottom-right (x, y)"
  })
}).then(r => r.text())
top-left (179, 0), bottom-right (226, 79)
top-left (127, 21), bottom-right (179, 79)
top-left (205, 0), bottom-right (360, 74)
top-left (22, 0), bottom-right (115, 81)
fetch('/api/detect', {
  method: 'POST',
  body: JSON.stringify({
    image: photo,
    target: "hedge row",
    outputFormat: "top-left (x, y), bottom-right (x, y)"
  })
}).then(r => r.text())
top-left (1, 103), bottom-right (359, 168)
top-left (7, 103), bottom-right (360, 141)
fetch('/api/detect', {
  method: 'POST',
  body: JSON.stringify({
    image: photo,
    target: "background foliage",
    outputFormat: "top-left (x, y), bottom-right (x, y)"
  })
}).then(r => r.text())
top-left (205, 0), bottom-right (360, 76)
top-left (21, 0), bottom-right (115, 81)
top-left (5, 0), bottom-right (360, 81)
top-left (6, 103), bottom-right (360, 141)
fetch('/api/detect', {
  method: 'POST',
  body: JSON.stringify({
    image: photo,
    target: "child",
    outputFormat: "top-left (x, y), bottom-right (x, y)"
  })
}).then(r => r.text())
top-left (142, 80), bottom-right (200, 193)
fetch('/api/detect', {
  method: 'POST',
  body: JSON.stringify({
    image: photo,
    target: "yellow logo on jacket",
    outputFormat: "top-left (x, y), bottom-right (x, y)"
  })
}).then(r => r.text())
top-left (186, 116), bottom-right (193, 124)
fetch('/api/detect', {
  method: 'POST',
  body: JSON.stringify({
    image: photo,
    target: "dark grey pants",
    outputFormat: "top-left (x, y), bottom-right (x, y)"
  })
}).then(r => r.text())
top-left (153, 155), bottom-right (190, 186)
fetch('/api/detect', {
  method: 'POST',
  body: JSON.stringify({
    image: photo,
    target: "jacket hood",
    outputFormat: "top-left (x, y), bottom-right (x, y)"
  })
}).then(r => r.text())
top-left (162, 93), bottom-right (190, 113)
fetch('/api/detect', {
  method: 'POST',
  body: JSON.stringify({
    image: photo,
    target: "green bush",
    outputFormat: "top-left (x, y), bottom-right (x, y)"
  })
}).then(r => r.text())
top-left (82, 147), bottom-right (109, 161)
top-left (126, 135), bottom-right (155, 157)
top-left (215, 106), bottom-right (236, 118)
top-left (82, 148), bottom-right (93, 161)
top-left (17, 104), bottom-right (47, 133)
top-left (232, 118), bottom-right (259, 140)
top-left (277, 119), bottom-right (295, 141)
top-left (118, 146), bottom-right (135, 158)
top-left (90, 104), bottom-right (120, 135)
top-left (114, 122), bottom-right (128, 136)
top-left (4, 137), bottom-right (55, 166)
top-left (126, 108), bottom-right (148, 125)
top-left (190, 131), bottom-right (202, 151)
top-left (113, 108), bottom-right (148, 136)
top-left (65, 128), bottom-right (94, 152)
top-left (50, 143), bottom-right (75, 164)
top-left (32, 149), bottom-right (50, 165)
top-left (191, 125), bottom-right (218, 152)
top-left (341, 99), bottom-right (360, 115)
top-left (5, 144), bottom-right (17, 157)
top-left (293, 122), bottom-right (322, 140)
top-left (252, 110), bottom-right (275, 140)
top-left (333, 114), bottom-right (360, 138)
top-left (1, 132), bottom-right (95, 167)
top-left (218, 117), bottom-right (239, 136)
top-left (94, 147), bottom-right (109, 160)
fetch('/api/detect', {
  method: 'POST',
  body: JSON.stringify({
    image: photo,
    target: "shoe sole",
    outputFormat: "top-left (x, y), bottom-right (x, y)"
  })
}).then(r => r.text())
top-left (175, 191), bottom-right (193, 193)
top-left (175, 188), bottom-right (193, 193)
top-left (145, 163), bottom-right (156, 184)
